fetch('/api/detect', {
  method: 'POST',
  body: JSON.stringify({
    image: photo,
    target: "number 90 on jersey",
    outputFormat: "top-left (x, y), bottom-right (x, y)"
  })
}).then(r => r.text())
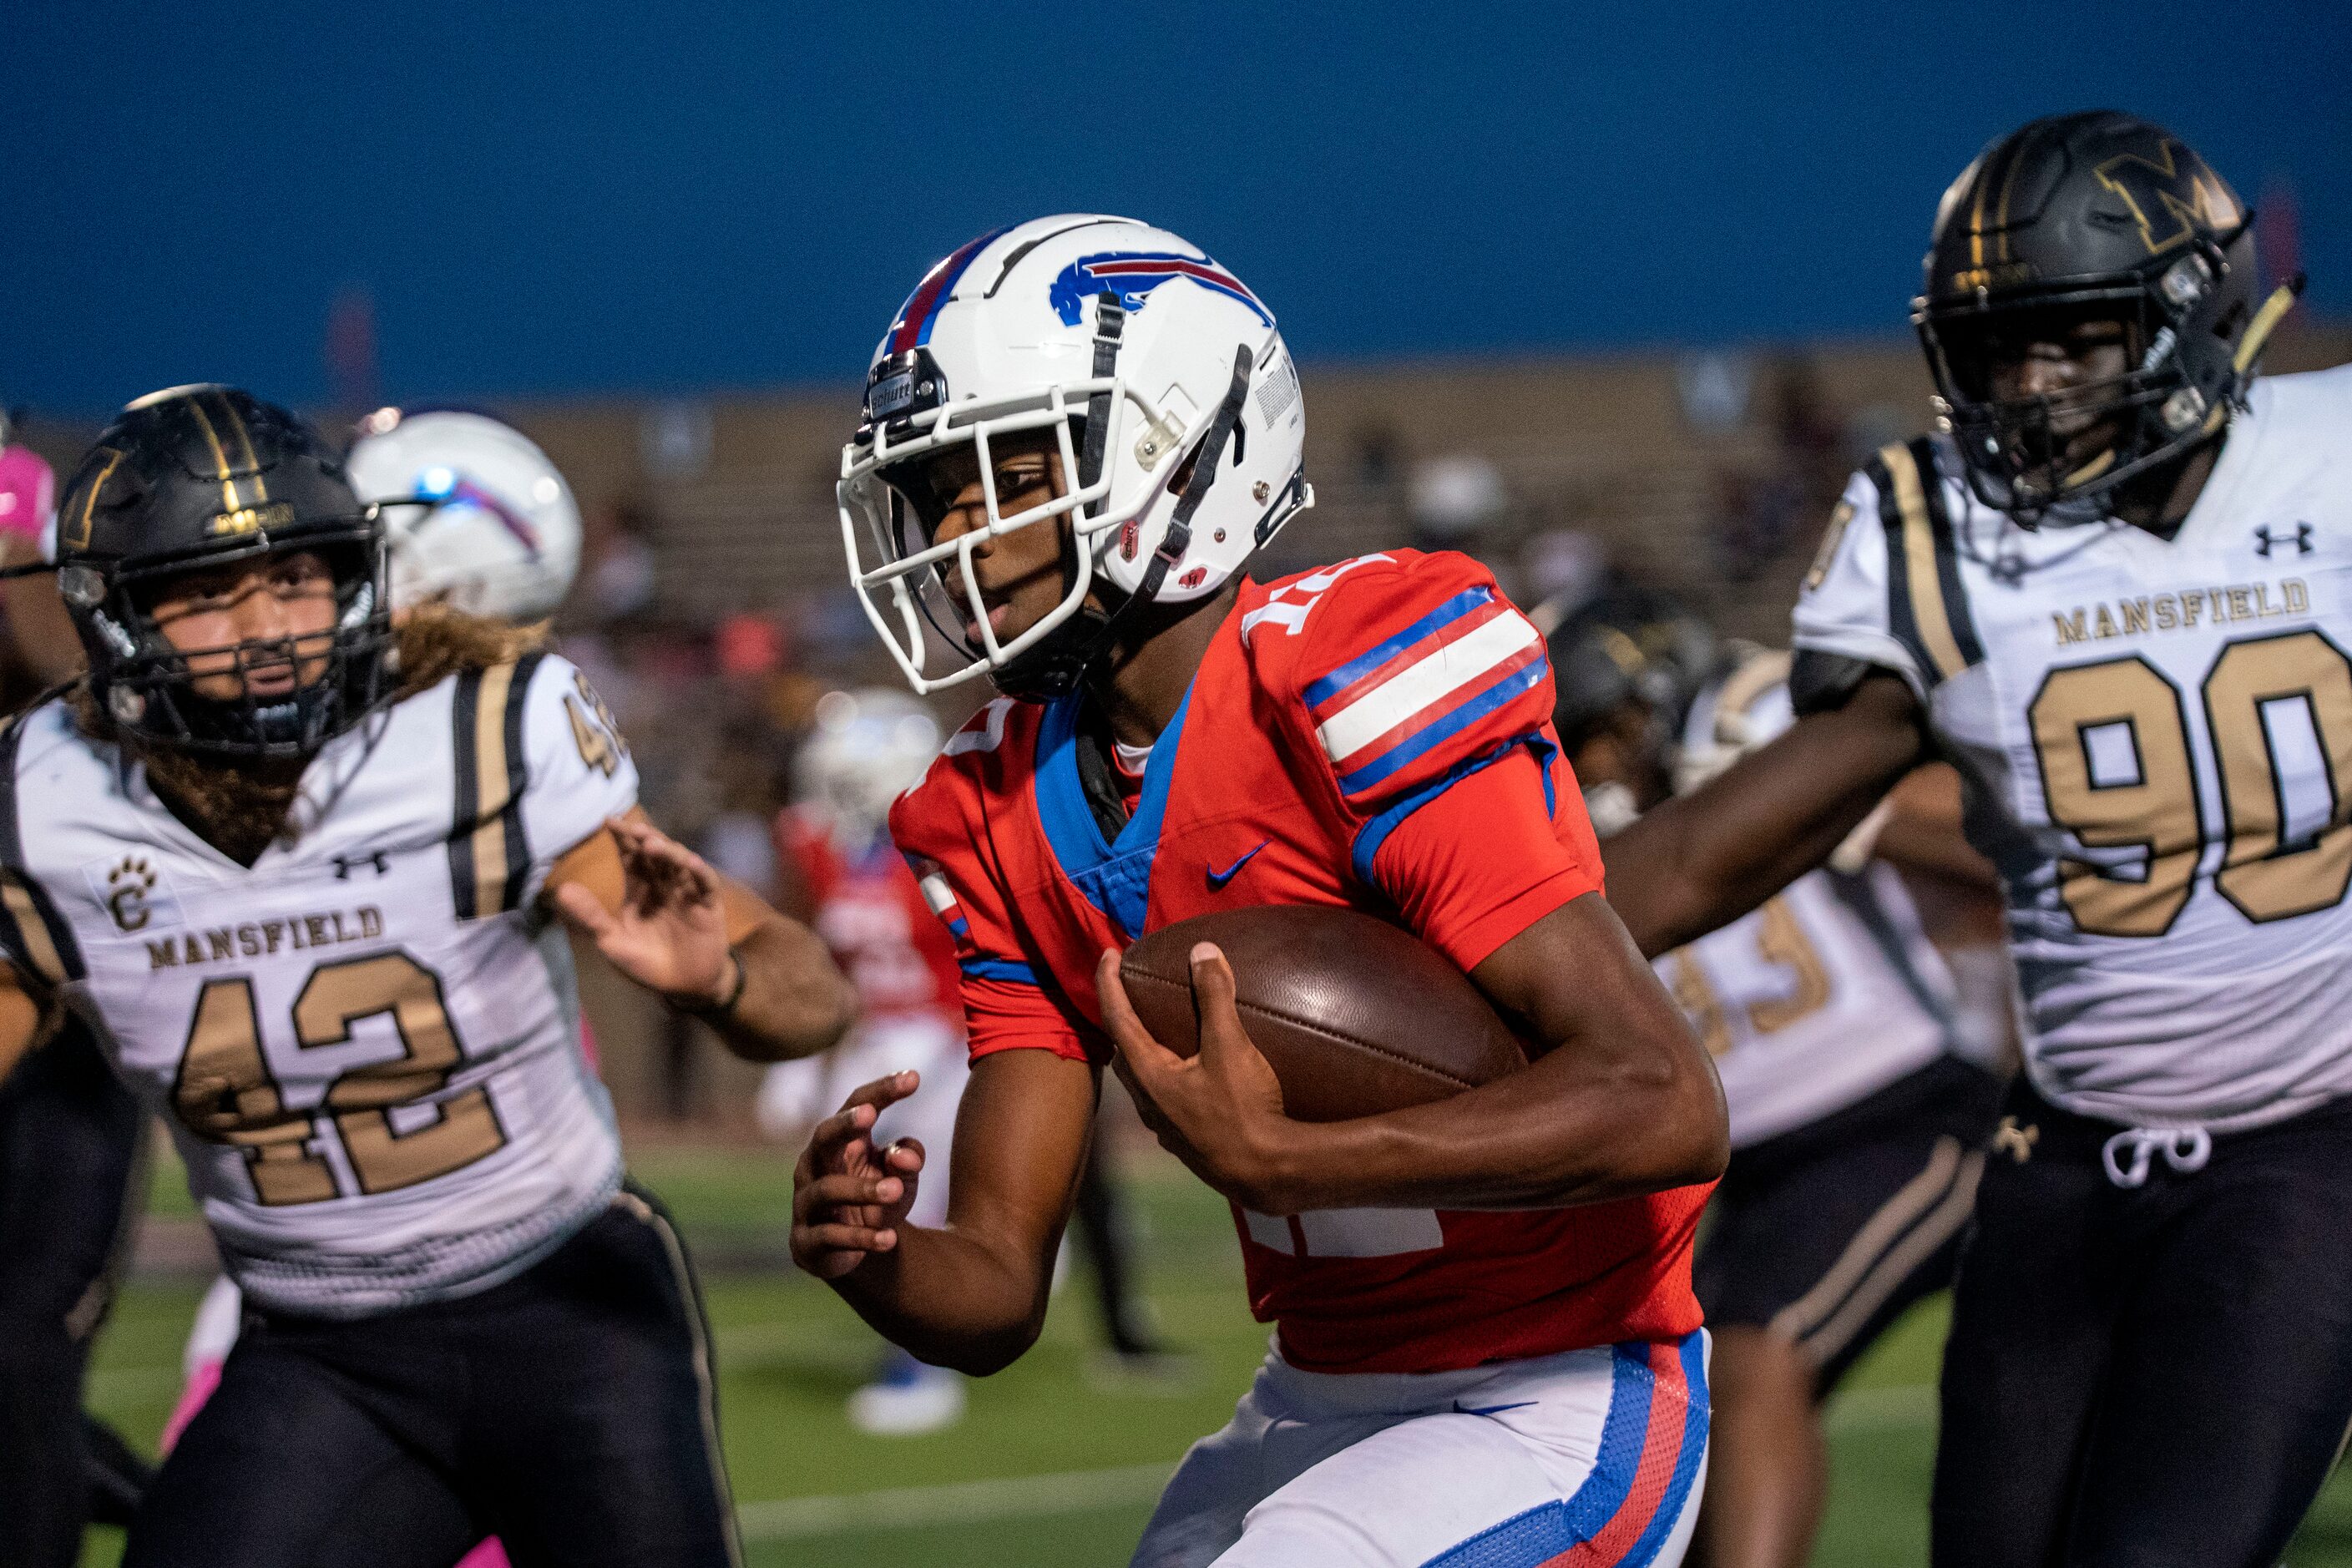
top-left (2029, 629), bottom-right (2352, 938)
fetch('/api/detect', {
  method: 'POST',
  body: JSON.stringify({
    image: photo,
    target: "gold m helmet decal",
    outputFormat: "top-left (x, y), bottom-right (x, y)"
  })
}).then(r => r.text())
top-left (2095, 139), bottom-right (2242, 255)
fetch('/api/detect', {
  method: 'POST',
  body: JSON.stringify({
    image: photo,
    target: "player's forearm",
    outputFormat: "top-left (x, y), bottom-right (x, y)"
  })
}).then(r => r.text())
top-left (825, 1222), bottom-right (1055, 1376)
top-left (1873, 765), bottom-right (2000, 889)
top-left (804, 1049), bottom-right (1095, 1374)
top-left (1210, 897), bottom-right (1726, 1215)
top-left (1604, 676), bottom-right (1925, 957)
top-left (0, 970), bottom-right (45, 1094)
top-left (1244, 1027), bottom-right (1725, 1214)
top-left (701, 916), bottom-right (856, 1062)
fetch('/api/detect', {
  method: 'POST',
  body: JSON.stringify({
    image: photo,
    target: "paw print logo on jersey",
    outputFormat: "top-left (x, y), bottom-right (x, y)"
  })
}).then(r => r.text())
top-left (83, 851), bottom-right (185, 936)
top-left (105, 857), bottom-right (158, 933)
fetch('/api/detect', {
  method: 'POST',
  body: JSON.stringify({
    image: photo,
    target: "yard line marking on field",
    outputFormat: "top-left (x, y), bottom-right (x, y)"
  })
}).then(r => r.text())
top-left (736, 1460), bottom-right (1178, 1540)
top-left (1825, 1383), bottom-right (1934, 1432)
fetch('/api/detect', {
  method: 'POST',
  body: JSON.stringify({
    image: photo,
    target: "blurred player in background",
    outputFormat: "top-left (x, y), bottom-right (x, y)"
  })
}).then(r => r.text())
top-left (9, 386), bottom-right (850, 1567)
top-left (163, 407), bottom-right (592, 1568)
top-left (758, 685), bottom-right (974, 1434)
top-left (0, 418), bottom-right (157, 1565)
top-left (796, 216), bottom-right (1724, 1567)
top-left (761, 684), bottom-right (1192, 1422)
top-left (1549, 599), bottom-right (2001, 1568)
top-left (350, 407), bottom-right (586, 626)
top-left (1603, 112), bottom-right (2345, 1565)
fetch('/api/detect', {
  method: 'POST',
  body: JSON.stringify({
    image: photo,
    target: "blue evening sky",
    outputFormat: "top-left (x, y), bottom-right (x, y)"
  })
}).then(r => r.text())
top-left (8, 2), bottom-right (2347, 414)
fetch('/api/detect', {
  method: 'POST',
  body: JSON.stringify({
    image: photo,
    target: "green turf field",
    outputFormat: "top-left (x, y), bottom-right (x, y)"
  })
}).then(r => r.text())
top-left (77, 1140), bottom-right (2352, 1565)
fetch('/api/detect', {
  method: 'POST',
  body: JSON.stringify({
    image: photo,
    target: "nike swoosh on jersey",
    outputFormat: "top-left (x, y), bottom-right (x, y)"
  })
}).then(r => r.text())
top-left (1452, 1400), bottom-right (1538, 1418)
top-left (1206, 842), bottom-right (1270, 889)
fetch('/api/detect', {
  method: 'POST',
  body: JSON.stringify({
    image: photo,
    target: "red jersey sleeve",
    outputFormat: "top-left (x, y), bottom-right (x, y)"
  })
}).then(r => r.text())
top-left (1287, 550), bottom-right (1555, 807)
top-left (1368, 744), bottom-right (1605, 970)
top-left (1257, 549), bottom-right (1603, 969)
top-left (888, 735), bottom-right (1095, 1066)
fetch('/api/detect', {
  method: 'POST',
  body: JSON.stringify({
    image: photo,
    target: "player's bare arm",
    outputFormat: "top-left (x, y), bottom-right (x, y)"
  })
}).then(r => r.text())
top-left (1601, 668), bottom-right (1926, 959)
top-left (548, 809), bottom-right (854, 1061)
top-left (1872, 761), bottom-right (1999, 890)
top-left (790, 1048), bottom-right (1097, 1374)
top-left (1097, 890), bottom-right (1724, 1216)
top-left (0, 960), bottom-right (46, 1091)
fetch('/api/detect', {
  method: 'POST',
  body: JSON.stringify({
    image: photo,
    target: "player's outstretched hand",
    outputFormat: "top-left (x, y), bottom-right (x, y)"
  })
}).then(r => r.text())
top-left (792, 1070), bottom-right (926, 1280)
top-left (553, 817), bottom-right (736, 1009)
top-left (1097, 943), bottom-right (1294, 1214)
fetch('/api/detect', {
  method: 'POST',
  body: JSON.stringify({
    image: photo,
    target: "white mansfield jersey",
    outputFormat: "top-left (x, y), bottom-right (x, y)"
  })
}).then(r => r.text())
top-left (0, 652), bottom-right (637, 1316)
top-left (1659, 670), bottom-right (1959, 1147)
top-left (1795, 365), bottom-right (2352, 1133)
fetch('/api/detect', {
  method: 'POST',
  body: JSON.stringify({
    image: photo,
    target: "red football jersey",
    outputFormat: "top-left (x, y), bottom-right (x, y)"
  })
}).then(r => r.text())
top-left (777, 807), bottom-right (963, 1029)
top-left (890, 550), bottom-right (1710, 1373)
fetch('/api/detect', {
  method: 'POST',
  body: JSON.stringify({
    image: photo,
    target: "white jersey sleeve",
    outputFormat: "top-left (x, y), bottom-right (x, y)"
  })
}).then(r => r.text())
top-left (449, 653), bottom-right (639, 921)
top-left (1793, 440), bottom-right (1998, 706)
top-left (515, 655), bottom-right (639, 896)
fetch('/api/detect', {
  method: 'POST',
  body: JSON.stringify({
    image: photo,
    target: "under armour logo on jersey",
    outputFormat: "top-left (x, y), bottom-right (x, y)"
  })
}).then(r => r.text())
top-left (2254, 523), bottom-right (2314, 558)
top-left (333, 852), bottom-right (392, 880)
top-left (1991, 1116), bottom-right (2040, 1164)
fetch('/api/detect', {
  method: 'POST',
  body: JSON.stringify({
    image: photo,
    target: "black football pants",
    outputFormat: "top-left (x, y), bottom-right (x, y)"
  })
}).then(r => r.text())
top-left (1932, 1083), bottom-right (2352, 1568)
top-left (124, 1186), bottom-right (741, 1568)
top-left (0, 1019), bottom-right (150, 1568)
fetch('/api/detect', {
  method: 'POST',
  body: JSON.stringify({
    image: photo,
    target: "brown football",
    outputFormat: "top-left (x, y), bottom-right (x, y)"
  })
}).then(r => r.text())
top-left (1116, 906), bottom-right (1529, 1123)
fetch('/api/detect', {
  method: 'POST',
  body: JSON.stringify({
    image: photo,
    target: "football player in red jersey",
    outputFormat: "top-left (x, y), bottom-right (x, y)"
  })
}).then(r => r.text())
top-left (792, 216), bottom-right (1727, 1567)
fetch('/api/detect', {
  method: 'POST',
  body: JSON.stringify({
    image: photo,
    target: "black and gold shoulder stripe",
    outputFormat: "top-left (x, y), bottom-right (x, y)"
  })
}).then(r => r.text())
top-left (0, 713), bottom-right (85, 989)
top-left (449, 652), bottom-right (547, 919)
top-left (1865, 438), bottom-right (1985, 687)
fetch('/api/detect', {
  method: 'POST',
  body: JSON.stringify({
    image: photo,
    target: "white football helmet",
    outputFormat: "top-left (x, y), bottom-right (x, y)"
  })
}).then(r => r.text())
top-left (839, 215), bottom-right (1313, 696)
top-left (346, 409), bottom-right (583, 623)
top-left (795, 687), bottom-right (943, 850)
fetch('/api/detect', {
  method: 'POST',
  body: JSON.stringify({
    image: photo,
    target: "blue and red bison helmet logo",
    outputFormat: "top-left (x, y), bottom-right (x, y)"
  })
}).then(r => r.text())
top-left (1049, 251), bottom-right (1272, 328)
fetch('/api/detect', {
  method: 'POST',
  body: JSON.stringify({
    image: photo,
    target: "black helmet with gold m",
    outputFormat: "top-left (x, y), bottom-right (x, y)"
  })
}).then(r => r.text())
top-left (1914, 110), bottom-right (2301, 520)
top-left (53, 386), bottom-right (392, 756)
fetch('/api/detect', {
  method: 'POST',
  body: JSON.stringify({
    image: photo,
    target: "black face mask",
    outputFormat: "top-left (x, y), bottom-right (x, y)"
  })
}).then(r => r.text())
top-left (85, 549), bottom-right (396, 760)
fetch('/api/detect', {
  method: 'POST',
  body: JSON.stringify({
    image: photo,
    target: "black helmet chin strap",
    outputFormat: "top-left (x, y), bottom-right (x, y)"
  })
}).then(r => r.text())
top-left (1076, 291), bottom-right (1125, 495)
top-left (995, 299), bottom-right (1256, 701)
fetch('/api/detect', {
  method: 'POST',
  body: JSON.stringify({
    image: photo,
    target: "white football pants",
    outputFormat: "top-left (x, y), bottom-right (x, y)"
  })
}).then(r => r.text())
top-left (1132, 1331), bottom-right (1708, 1568)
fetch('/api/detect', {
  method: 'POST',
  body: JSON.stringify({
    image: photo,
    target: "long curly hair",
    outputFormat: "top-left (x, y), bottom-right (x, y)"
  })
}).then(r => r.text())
top-left (73, 606), bottom-right (547, 865)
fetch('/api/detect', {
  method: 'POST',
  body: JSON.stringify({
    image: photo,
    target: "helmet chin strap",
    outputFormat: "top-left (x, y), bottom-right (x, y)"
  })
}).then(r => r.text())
top-left (994, 303), bottom-right (1257, 702)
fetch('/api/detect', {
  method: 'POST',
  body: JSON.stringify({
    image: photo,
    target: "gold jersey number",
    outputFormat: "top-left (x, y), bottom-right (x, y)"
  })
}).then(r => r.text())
top-left (2029, 630), bottom-right (2352, 938)
top-left (565, 670), bottom-right (627, 777)
top-left (169, 952), bottom-right (506, 1205)
top-left (1667, 896), bottom-right (1834, 1056)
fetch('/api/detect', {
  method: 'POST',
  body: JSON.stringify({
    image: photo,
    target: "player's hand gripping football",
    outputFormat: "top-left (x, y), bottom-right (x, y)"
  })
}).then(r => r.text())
top-left (790, 1070), bottom-right (927, 1279)
top-left (1098, 943), bottom-right (1296, 1213)
top-left (552, 816), bottom-right (737, 1009)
